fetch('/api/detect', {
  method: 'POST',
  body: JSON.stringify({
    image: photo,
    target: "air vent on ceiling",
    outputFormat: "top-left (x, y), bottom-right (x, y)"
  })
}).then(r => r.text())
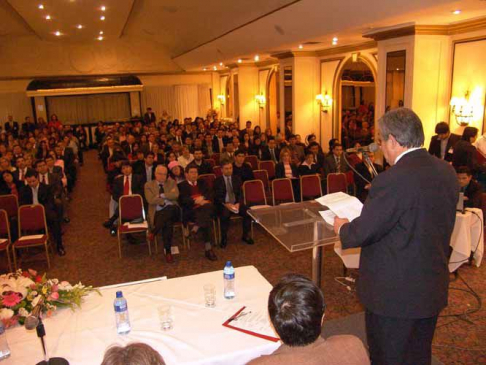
top-left (303, 41), bottom-right (323, 45)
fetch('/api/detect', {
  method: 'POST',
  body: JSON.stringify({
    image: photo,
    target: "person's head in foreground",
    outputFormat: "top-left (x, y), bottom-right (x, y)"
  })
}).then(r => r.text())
top-left (269, 273), bottom-right (325, 347)
top-left (101, 342), bottom-right (165, 365)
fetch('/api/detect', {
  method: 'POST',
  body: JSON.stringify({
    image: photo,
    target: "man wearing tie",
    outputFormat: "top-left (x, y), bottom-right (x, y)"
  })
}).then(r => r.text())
top-left (262, 138), bottom-right (280, 163)
top-left (324, 143), bottom-right (348, 176)
top-left (213, 130), bottom-right (226, 153)
top-left (13, 156), bottom-right (34, 185)
top-left (214, 161), bottom-right (254, 248)
top-left (103, 161), bottom-right (144, 235)
top-left (145, 165), bottom-right (179, 263)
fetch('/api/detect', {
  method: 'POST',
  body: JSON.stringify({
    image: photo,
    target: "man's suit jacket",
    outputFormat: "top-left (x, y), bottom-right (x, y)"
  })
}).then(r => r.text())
top-left (143, 112), bottom-right (156, 124)
top-left (178, 179), bottom-right (212, 216)
top-left (323, 154), bottom-right (349, 176)
top-left (13, 167), bottom-right (35, 184)
top-left (38, 172), bottom-right (63, 199)
top-left (5, 121), bottom-right (19, 136)
top-left (19, 183), bottom-right (58, 222)
top-left (112, 174), bottom-right (144, 203)
top-left (428, 133), bottom-right (460, 161)
top-left (144, 178), bottom-right (179, 228)
top-left (212, 137), bottom-right (226, 153)
top-left (220, 152), bottom-right (235, 164)
top-left (340, 149), bottom-right (459, 318)
top-left (262, 147), bottom-right (280, 163)
top-left (120, 141), bottom-right (136, 156)
top-left (188, 161), bottom-right (213, 176)
top-left (48, 166), bottom-right (63, 176)
top-left (134, 164), bottom-right (156, 186)
top-left (464, 179), bottom-right (483, 209)
top-left (214, 175), bottom-right (243, 210)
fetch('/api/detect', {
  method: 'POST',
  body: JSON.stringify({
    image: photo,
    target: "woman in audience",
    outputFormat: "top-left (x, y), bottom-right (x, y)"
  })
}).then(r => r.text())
top-left (249, 136), bottom-right (264, 159)
top-left (48, 114), bottom-right (62, 130)
top-left (152, 143), bottom-right (165, 166)
top-left (453, 126), bottom-right (484, 175)
top-left (36, 140), bottom-right (50, 160)
top-left (259, 132), bottom-right (268, 146)
top-left (101, 343), bottom-right (165, 365)
top-left (1, 171), bottom-right (21, 197)
top-left (298, 151), bottom-right (320, 176)
top-left (165, 151), bottom-right (177, 165)
top-left (265, 128), bottom-right (273, 140)
top-left (253, 125), bottom-right (262, 139)
top-left (0, 157), bottom-right (16, 173)
top-left (242, 132), bottom-right (252, 151)
top-left (276, 148), bottom-right (300, 201)
top-left (168, 161), bottom-right (185, 184)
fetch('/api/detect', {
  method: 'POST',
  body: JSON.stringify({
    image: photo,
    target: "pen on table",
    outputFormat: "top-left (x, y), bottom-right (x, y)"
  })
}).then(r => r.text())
top-left (230, 310), bottom-right (252, 322)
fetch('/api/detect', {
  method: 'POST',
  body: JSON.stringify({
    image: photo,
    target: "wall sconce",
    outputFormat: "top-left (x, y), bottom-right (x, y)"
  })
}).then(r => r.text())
top-left (217, 94), bottom-right (226, 105)
top-left (255, 93), bottom-right (266, 108)
top-left (316, 92), bottom-right (332, 113)
top-left (450, 91), bottom-right (475, 125)
top-left (352, 52), bottom-right (359, 63)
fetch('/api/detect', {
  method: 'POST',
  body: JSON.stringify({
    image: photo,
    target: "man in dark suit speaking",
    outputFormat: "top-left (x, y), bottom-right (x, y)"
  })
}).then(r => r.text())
top-left (334, 108), bottom-right (459, 365)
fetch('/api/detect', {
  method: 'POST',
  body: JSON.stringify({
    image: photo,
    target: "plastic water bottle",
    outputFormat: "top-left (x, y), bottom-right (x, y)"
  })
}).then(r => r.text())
top-left (114, 291), bottom-right (131, 335)
top-left (0, 322), bottom-right (11, 360)
top-left (224, 261), bottom-right (236, 299)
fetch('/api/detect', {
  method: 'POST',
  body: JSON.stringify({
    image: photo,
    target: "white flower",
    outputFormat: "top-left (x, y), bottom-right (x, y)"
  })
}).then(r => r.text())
top-left (0, 309), bottom-right (14, 321)
top-left (31, 295), bottom-right (41, 308)
top-left (51, 279), bottom-right (59, 285)
top-left (58, 281), bottom-right (73, 291)
top-left (18, 308), bottom-right (29, 318)
top-left (0, 276), bottom-right (34, 299)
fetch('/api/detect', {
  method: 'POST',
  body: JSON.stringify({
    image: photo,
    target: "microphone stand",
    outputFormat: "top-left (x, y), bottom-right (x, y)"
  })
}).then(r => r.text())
top-left (362, 151), bottom-right (378, 178)
top-left (35, 317), bottom-right (69, 365)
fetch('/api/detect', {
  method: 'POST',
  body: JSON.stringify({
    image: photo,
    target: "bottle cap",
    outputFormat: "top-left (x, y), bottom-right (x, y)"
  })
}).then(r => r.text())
top-left (225, 260), bottom-right (232, 267)
top-left (116, 291), bottom-right (123, 298)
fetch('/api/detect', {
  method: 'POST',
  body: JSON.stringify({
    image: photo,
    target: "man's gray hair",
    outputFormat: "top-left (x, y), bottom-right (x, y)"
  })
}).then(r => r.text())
top-left (378, 108), bottom-right (424, 148)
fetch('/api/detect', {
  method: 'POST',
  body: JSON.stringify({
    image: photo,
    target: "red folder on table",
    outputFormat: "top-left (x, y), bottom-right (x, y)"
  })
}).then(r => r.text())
top-left (223, 306), bottom-right (280, 342)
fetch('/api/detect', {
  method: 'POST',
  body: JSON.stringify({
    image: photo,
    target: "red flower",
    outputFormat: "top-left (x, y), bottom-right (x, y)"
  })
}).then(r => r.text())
top-left (21, 271), bottom-right (30, 278)
top-left (35, 275), bottom-right (43, 283)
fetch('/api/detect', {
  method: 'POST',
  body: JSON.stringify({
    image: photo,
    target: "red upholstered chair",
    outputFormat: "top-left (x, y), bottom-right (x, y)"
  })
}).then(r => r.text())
top-left (211, 153), bottom-right (221, 165)
top-left (0, 210), bottom-right (12, 272)
top-left (272, 178), bottom-right (295, 205)
top-left (327, 173), bottom-right (348, 194)
top-left (118, 194), bottom-right (151, 258)
top-left (259, 160), bottom-right (276, 180)
top-left (153, 205), bottom-right (186, 253)
top-left (245, 155), bottom-right (259, 170)
top-left (204, 159), bottom-right (216, 169)
top-left (481, 193), bottom-right (486, 224)
top-left (243, 180), bottom-right (271, 238)
top-left (198, 174), bottom-right (217, 190)
top-left (213, 166), bottom-right (223, 177)
top-left (477, 150), bottom-right (486, 165)
top-left (301, 174), bottom-right (323, 201)
top-left (345, 170), bottom-right (356, 195)
top-left (253, 169), bottom-right (272, 202)
top-left (0, 195), bottom-right (19, 220)
top-left (13, 205), bottom-right (50, 269)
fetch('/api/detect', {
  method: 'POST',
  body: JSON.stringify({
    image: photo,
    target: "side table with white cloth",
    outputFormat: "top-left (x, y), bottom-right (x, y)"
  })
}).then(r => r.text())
top-left (4, 266), bottom-right (280, 365)
top-left (334, 208), bottom-right (484, 272)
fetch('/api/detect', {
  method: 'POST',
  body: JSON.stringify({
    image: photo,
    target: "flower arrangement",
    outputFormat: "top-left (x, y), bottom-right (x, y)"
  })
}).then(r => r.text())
top-left (0, 269), bottom-right (99, 328)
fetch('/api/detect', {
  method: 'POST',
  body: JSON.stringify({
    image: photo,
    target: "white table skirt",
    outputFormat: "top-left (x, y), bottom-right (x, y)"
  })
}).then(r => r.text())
top-left (334, 209), bottom-right (484, 273)
top-left (4, 266), bottom-right (280, 365)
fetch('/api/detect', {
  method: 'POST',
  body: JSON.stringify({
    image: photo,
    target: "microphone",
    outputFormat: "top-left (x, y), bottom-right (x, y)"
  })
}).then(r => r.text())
top-left (346, 143), bottom-right (379, 154)
top-left (24, 297), bottom-right (44, 330)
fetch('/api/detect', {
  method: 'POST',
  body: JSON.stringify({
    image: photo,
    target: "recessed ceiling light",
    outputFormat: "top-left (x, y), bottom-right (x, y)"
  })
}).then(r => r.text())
top-left (219, 62), bottom-right (223, 66)
top-left (45, 15), bottom-right (51, 20)
top-left (298, 44), bottom-right (303, 49)
top-left (54, 31), bottom-right (61, 36)
top-left (237, 59), bottom-right (242, 63)
top-left (332, 41), bottom-right (337, 46)
top-left (38, 4), bottom-right (44, 9)
top-left (332, 37), bottom-right (338, 42)
top-left (101, 5), bottom-right (106, 11)
top-left (213, 66), bottom-right (217, 71)
top-left (97, 36), bottom-right (104, 41)
top-left (99, 31), bottom-right (104, 35)
top-left (452, 10), bottom-right (461, 15)
top-left (203, 67), bottom-right (207, 71)
top-left (100, 16), bottom-right (105, 21)
top-left (254, 55), bottom-right (260, 62)
top-left (77, 24), bottom-right (83, 29)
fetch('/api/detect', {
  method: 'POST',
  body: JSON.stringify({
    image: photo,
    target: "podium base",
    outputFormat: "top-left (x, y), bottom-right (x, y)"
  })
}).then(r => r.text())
top-left (37, 358), bottom-right (69, 365)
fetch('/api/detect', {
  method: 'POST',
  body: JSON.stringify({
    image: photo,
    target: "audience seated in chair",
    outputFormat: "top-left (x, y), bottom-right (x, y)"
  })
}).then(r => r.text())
top-left (233, 150), bottom-right (254, 183)
top-left (178, 165), bottom-right (217, 261)
top-left (457, 166), bottom-right (483, 209)
top-left (214, 160), bottom-right (254, 249)
top-left (248, 274), bottom-right (370, 365)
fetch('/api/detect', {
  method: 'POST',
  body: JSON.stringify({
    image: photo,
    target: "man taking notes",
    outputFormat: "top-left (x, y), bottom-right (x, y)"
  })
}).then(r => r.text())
top-left (334, 108), bottom-right (459, 365)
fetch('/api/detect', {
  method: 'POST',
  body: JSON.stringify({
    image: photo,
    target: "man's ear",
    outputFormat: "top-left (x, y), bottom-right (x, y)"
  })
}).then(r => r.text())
top-left (388, 134), bottom-right (399, 148)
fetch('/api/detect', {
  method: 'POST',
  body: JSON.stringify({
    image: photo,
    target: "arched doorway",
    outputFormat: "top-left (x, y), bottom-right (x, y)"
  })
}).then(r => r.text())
top-left (337, 58), bottom-right (376, 149)
top-left (266, 68), bottom-right (280, 135)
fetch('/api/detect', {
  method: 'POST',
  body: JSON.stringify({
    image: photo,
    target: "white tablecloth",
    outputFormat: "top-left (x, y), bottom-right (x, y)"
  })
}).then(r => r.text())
top-left (4, 266), bottom-right (280, 365)
top-left (334, 209), bottom-right (484, 272)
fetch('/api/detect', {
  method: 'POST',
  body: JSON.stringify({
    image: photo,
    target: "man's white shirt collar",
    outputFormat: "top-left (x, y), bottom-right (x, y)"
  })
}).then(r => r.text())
top-left (394, 147), bottom-right (423, 164)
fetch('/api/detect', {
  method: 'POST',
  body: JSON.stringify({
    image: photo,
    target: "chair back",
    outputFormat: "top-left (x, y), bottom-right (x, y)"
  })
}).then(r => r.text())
top-left (327, 173), bottom-right (347, 194)
top-left (253, 170), bottom-right (270, 192)
top-left (211, 153), bottom-right (221, 165)
top-left (477, 150), bottom-right (486, 165)
top-left (245, 155), bottom-right (259, 170)
top-left (119, 195), bottom-right (145, 222)
top-left (0, 210), bottom-right (10, 241)
top-left (272, 178), bottom-right (294, 205)
top-left (0, 195), bottom-right (18, 219)
top-left (19, 205), bottom-right (47, 233)
top-left (301, 174), bottom-right (323, 201)
top-left (243, 180), bottom-right (267, 207)
top-left (345, 170), bottom-right (355, 186)
top-left (481, 193), bottom-right (486, 223)
top-left (258, 160), bottom-right (276, 180)
top-left (198, 174), bottom-right (216, 189)
top-left (204, 159), bottom-right (216, 168)
top-left (213, 166), bottom-right (223, 177)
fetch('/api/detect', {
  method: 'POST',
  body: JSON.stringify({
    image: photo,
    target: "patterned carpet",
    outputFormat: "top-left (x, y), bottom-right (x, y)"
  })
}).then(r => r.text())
top-left (10, 150), bottom-right (486, 364)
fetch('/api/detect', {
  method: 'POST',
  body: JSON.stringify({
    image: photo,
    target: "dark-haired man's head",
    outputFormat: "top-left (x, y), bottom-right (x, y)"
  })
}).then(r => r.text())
top-left (145, 152), bottom-right (155, 166)
top-left (121, 161), bottom-right (132, 176)
top-left (221, 161), bottom-right (233, 176)
top-left (435, 122), bottom-right (450, 140)
top-left (234, 150), bottom-right (245, 166)
top-left (193, 149), bottom-right (203, 162)
top-left (332, 143), bottom-right (343, 157)
top-left (457, 166), bottom-right (473, 188)
top-left (268, 274), bottom-right (326, 347)
top-left (35, 159), bottom-right (48, 175)
top-left (25, 171), bottom-right (39, 188)
top-left (185, 165), bottom-right (198, 182)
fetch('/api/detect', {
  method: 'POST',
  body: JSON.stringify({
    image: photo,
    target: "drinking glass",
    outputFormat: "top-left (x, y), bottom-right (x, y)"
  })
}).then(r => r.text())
top-left (158, 305), bottom-right (173, 331)
top-left (203, 283), bottom-right (216, 308)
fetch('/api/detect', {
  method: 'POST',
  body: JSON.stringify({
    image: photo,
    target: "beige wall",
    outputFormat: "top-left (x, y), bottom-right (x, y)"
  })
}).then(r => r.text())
top-left (450, 36), bottom-right (486, 134)
top-left (237, 66), bottom-right (259, 129)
